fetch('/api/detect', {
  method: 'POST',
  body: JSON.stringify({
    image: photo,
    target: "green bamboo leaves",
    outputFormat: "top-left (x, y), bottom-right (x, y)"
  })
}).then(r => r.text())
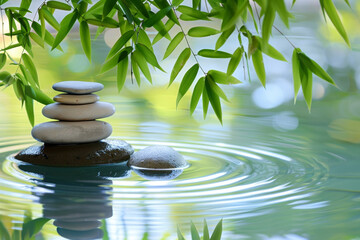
top-left (177, 219), bottom-right (223, 240)
top-left (80, 21), bottom-right (91, 62)
top-left (177, 63), bottom-right (199, 106)
top-left (163, 32), bottom-right (184, 59)
top-left (170, 48), bottom-right (191, 86)
top-left (321, 0), bottom-right (350, 46)
top-left (292, 48), bottom-right (335, 110)
top-left (188, 27), bottom-right (220, 37)
top-left (47, 1), bottom-right (72, 11)
top-left (52, 11), bottom-right (78, 50)
top-left (106, 30), bottom-right (135, 60)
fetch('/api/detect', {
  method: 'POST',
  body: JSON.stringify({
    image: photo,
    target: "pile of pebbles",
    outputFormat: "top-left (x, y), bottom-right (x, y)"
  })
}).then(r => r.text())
top-left (16, 81), bottom-right (134, 166)
top-left (15, 81), bottom-right (187, 173)
top-left (32, 81), bottom-right (114, 144)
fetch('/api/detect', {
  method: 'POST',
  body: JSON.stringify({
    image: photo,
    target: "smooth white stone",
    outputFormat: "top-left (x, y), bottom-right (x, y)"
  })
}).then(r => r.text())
top-left (53, 81), bottom-right (104, 94)
top-left (43, 102), bottom-right (115, 121)
top-left (31, 121), bottom-right (112, 144)
top-left (54, 94), bottom-right (99, 105)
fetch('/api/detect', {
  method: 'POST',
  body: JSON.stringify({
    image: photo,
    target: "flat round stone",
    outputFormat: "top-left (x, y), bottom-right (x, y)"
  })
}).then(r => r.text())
top-left (43, 102), bottom-right (115, 121)
top-left (128, 145), bottom-right (187, 169)
top-left (15, 140), bottom-right (134, 166)
top-left (54, 93), bottom-right (99, 105)
top-left (53, 81), bottom-right (104, 94)
top-left (31, 121), bottom-right (112, 144)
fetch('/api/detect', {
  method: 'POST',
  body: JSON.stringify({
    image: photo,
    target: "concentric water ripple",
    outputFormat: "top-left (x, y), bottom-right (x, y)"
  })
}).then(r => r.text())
top-left (0, 134), bottom-right (329, 223)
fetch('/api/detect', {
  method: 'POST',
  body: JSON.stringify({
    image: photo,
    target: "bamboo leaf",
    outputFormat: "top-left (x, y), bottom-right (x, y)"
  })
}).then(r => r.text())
top-left (163, 32), bottom-right (184, 59)
top-left (22, 218), bottom-right (50, 240)
top-left (118, 0), bottom-right (134, 24)
top-left (323, 0), bottom-right (350, 46)
top-left (188, 27), bottom-right (220, 37)
top-left (24, 85), bottom-right (54, 105)
top-left (176, 63), bottom-right (199, 106)
top-left (29, 32), bottom-right (44, 48)
top-left (138, 29), bottom-right (153, 51)
top-left (198, 49), bottom-right (232, 58)
top-left (47, 1), bottom-right (72, 11)
top-left (101, 46), bottom-right (132, 73)
top-left (292, 48), bottom-right (301, 102)
top-left (298, 52), bottom-right (335, 85)
top-left (208, 70), bottom-right (241, 85)
top-left (252, 50), bottom-right (266, 87)
top-left (131, 53), bottom-right (141, 86)
top-left (191, 222), bottom-right (201, 240)
top-left (143, 6), bottom-right (172, 28)
top-left (132, 50), bottom-right (152, 83)
top-left (203, 219), bottom-right (210, 240)
top-left (205, 76), bottom-right (222, 123)
top-left (299, 63), bottom-right (313, 111)
top-left (22, 53), bottom-right (39, 87)
top-left (19, 64), bottom-right (37, 88)
top-left (38, 8), bottom-right (46, 39)
top-left (87, 17), bottom-right (119, 28)
top-left (117, 55), bottom-right (129, 92)
top-left (261, 4), bottom-right (275, 45)
top-left (136, 43), bottom-right (164, 72)
top-left (255, 36), bottom-right (286, 61)
top-left (227, 47), bottom-right (243, 75)
top-left (103, 0), bottom-right (117, 17)
top-left (169, 48), bottom-right (191, 86)
top-left (0, 53), bottom-right (6, 70)
top-left (52, 11), bottom-right (78, 50)
top-left (177, 5), bottom-right (209, 20)
top-left (202, 85), bottom-right (209, 118)
top-left (190, 77), bottom-right (204, 114)
top-left (210, 219), bottom-right (223, 240)
top-left (42, 6), bottom-right (61, 31)
top-left (106, 30), bottom-right (134, 60)
top-left (207, 75), bottom-right (229, 101)
top-left (19, 0), bottom-right (31, 16)
top-left (215, 25), bottom-right (235, 50)
top-left (130, 0), bottom-right (149, 18)
top-left (273, 0), bottom-right (291, 28)
top-left (24, 95), bottom-right (34, 126)
top-left (0, 219), bottom-right (11, 240)
top-left (80, 21), bottom-right (91, 62)
top-left (177, 226), bottom-right (186, 240)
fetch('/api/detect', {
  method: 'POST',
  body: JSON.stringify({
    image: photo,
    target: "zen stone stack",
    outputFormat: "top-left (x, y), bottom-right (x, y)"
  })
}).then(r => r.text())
top-left (16, 81), bottom-right (134, 166)
top-left (32, 81), bottom-right (114, 144)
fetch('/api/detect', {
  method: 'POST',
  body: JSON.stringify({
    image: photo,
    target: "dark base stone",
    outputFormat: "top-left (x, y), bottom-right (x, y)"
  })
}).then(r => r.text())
top-left (14, 140), bottom-right (134, 167)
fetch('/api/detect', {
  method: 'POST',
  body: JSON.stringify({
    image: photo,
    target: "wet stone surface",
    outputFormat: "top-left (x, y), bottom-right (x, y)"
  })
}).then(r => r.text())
top-left (15, 140), bottom-right (134, 167)
top-left (128, 145), bottom-right (187, 169)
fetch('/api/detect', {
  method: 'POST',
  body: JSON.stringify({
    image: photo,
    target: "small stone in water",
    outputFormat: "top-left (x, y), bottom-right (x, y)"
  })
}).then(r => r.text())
top-left (54, 93), bottom-right (99, 105)
top-left (42, 102), bottom-right (115, 121)
top-left (128, 145), bottom-right (187, 169)
top-left (54, 220), bottom-right (102, 231)
top-left (57, 228), bottom-right (103, 240)
top-left (53, 81), bottom-right (104, 94)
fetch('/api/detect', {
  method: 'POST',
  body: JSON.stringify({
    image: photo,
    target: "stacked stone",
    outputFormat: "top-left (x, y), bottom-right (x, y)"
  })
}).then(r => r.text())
top-left (32, 81), bottom-right (115, 144)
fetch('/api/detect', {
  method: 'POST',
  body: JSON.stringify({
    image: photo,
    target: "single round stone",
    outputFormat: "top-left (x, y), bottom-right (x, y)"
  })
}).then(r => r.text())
top-left (128, 145), bottom-right (187, 169)
top-left (42, 102), bottom-right (115, 121)
top-left (53, 81), bottom-right (104, 94)
top-left (54, 93), bottom-right (99, 105)
top-left (31, 121), bottom-right (112, 144)
top-left (15, 140), bottom-right (134, 166)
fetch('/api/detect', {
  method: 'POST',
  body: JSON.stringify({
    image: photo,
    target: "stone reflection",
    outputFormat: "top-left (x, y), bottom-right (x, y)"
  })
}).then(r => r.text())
top-left (132, 167), bottom-right (184, 180)
top-left (18, 162), bottom-right (131, 240)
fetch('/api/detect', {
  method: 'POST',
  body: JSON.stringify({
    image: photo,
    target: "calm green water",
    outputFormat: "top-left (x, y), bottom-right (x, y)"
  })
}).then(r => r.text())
top-left (1, 2), bottom-right (360, 239)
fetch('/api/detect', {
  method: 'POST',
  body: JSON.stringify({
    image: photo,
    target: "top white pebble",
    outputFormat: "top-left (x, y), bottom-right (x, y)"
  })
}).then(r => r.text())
top-left (53, 81), bottom-right (104, 94)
